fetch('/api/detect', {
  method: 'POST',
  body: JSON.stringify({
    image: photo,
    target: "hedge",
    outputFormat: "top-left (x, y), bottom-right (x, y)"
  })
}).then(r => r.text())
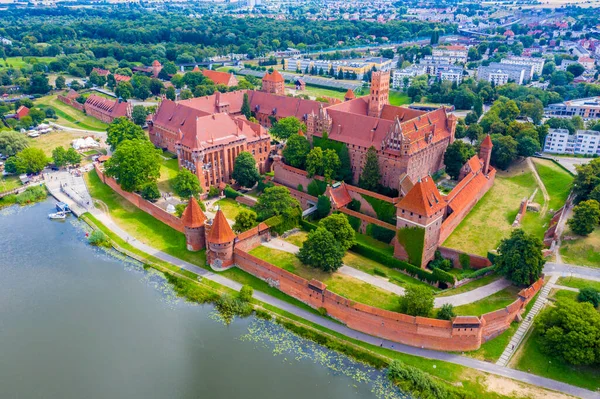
top-left (487, 251), bottom-right (498, 264)
top-left (361, 194), bottom-right (396, 224)
top-left (307, 179), bottom-right (327, 197)
top-left (224, 186), bottom-right (241, 199)
top-left (459, 253), bottom-right (470, 269)
top-left (351, 242), bottom-right (454, 285)
top-left (366, 223), bottom-right (395, 243)
top-left (396, 226), bottom-right (425, 267)
top-left (300, 219), bottom-right (319, 232)
top-left (465, 265), bottom-right (496, 279)
top-left (347, 214), bottom-right (361, 231)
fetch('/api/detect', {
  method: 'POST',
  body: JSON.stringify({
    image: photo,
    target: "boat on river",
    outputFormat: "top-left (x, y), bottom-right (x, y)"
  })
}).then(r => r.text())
top-left (48, 211), bottom-right (67, 220)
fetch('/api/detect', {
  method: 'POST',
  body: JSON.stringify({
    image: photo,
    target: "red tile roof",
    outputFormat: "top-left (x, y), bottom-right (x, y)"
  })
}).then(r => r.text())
top-left (397, 176), bottom-right (446, 217)
top-left (114, 74), bottom-right (131, 82)
top-left (181, 199), bottom-right (207, 228)
top-left (481, 134), bottom-right (492, 148)
top-left (248, 90), bottom-right (322, 120)
top-left (152, 60), bottom-right (161, 67)
top-left (262, 70), bottom-right (284, 83)
top-left (85, 95), bottom-right (130, 119)
top-left (92, 67), bottom-right (110, 77)
top-left (201, 70), bottom-right (237, 86)
top-left (327, 182), bottom-right (352, 208)
top-left (344, 89), bottom-right (355, 99)
top-left (207, 210), bottom-right (236, 244)
top-left (192, 66), bottom-right (201, 72)
top-left (16, 106), bottom-right (29, 119)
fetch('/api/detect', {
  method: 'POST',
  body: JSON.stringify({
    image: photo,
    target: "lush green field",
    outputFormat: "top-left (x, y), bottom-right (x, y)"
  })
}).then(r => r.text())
top-left (513, 329), bottom-right (600, 391)
top-left (556, 276), bottom-right (600, 292)
top-left (436, 273), bottom-right (501, 297)
top-left (249, 245), bottom-right (400, 310)
top-left (285, 84), bottom-right (347, 100)
top-left (156, 158), bottom-right (179, 194)
top-left (213, 198), bottom-right (249, 220)
top-left (560, 227), bottom-right (600, 268)
top-left (0, 56), bottom-right (56, 69)
top-left (451, 286), bottom-right (520, 315)
top-left (0, 175), bottom-right (21, 193)
top-left (389, 90), bottom-right (411, 106)
top-left (36, 94), bottom-right (109, 131)
top-left (531, 158), bottom-right (573, 213)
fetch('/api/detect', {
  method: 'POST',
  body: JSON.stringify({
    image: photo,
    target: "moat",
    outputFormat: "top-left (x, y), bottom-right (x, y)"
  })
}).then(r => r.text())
top-left (0, 200), bottom-right (407, 399)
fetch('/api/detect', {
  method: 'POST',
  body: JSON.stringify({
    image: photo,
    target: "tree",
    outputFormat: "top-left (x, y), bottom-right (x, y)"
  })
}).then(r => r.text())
top-left (173, 168), bottom-right (201, 198)
top-left (466, 123), bottom-right (483, 143)
top-left (566, 63), bottom-right (585, 78)
top-left (399, 285), bottom-right (434, 317)
top-left (282, 134), bottom-right (310, 169)
top-left (444, 141), bottom-right (476, 180)
top-left (568, 200), bottom-right (600, 236)
top-left (306, 147), bottom-right (324, 177)
top-left (496, 229), bottom-right (545, 286)
top-left (165, 86), bottom-right (176, 101)
top-left (572, 159), bottom-right (600, 201)
top-left (316, 195), bottom-right (331, 219)
top-left (270, 116), bottom-right (305, 140)
top-left (516, 135), bottom-right (541, 157)
top-left (106, 117), bottom-right (146, 150)
top-left (358, 146), bottom-right (380, 191)
top-left (490, 134), bottom-right (518, 170)
top-left (254, 186), bottom-right (300, 220)
top-left (536, 299), bottom-right (600, 366)
top-left (436, 304), bottom-right (456, 320)
top-left (28, 73), bottom-right (50, 94)
top-left (232, 151), bottom-right (260, 188)
top-left (55, 75), bottom-right (66, 89)
top-left (336, 144), bottom-right (353, 183)
top-left (28, 108), bottom-right (45, 125)
top-left (65, 147), bottom-right (81, 165)
top-left (131, 105), bottom-right (148, 126)
top-left (322, 149), bottom-right (340, 182)
top-left (319, 213), bottom-right (355, 251)
top-left (297, 227), bottom-right (344, 272)
top-left (241, 93), bottom-right (251, 119)
top-left (6, 147), bottom-right (48, 174)
top-left (578, 287), bottom-right (600, 308)
top-left (52, 146), bottom-right (68, 167)
top-left (104, 139), bottom-right (161, 192)
top-left (141, 181), bottom-right (160, 201)
top-left (115, 81), bottom-right (133, 100)
top-left (134, 85), bottom-right (151, 101)
top-left (233, 209), bottom-right (257, 233)
top-left (149, 78), bottom-right (163, 95)
top-left (0, 131), bottom-right (28, 157)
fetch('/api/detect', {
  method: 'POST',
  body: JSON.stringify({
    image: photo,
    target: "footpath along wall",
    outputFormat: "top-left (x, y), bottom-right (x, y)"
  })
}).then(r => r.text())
top-left (94, 164), bottom-right (185, 233)
top-left (233, 243), bottom-right (542, 351)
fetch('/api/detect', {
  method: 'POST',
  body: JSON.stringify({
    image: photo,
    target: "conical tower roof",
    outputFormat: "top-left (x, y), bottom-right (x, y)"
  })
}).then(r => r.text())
top-left (481, 134), bottom-right (493, 148)
top-left (207, 210), bottom-right (236, 244)
top-left (181, 198), bottom-right (207, 228)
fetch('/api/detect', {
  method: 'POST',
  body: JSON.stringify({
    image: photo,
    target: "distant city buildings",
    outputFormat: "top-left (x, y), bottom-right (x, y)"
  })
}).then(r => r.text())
top-left (500, 56), bottom-right (545, 77)
top-left (431, 45), bottom-right (468, 64)
top-left (283, 57), bottom-right (392, 80)
top-left (477, 62), bottom-right (533, 85)
top-left (545, 97), bottom-right (600, 119)
top-left (544, 128), bottom-right (600, 156)
top-left (391, 65), bottom-right (426, 89)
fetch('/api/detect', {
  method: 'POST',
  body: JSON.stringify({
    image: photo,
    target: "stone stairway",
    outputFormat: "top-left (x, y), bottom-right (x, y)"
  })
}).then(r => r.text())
top-left (496, 275), bottom-right (557, 367)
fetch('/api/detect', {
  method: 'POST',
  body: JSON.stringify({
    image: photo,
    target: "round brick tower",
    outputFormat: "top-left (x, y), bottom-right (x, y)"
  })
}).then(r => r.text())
top-left (181, 198), bottom-right (207, 251)
top-left (206, 209), bottom-right (236, 269)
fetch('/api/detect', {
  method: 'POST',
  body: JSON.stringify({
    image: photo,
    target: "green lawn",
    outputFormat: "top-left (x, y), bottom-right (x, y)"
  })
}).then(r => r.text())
top-left (436, 273), bottom-right (501, 297)
top-left (0, 175), bottom-right (21, 193)
top-left (213, 198), bottom-right (249, 220)
top-left (355, 232), bottom-right (395, 256)
top-left (513, 329), bottom-right (600, 391)
top-left (389, 90), bottom-right (411, 106)
top-left (556, 276), bottom-right (600, 291)
top-left (157, 158), bottom-right (179, 194)
top-left (36, 94), bottom-right (109, 131)
top-left (249, 245), bottom-right (400, 311)
top-left (531, 158), bottom-right (573, 213)
top-left (450, 286), bottom-right (520, 315)
top-left (560, 227), bottom-right (600, 268)
top-left (443, 166), bottom-right (539, 255)
top-left (0, 56), bottom-right (56, 69)
top-left (284, 231), bottom-right (308, 247)
top-left (550, 288), bottom-right (578, 302)
top-left (286, 84), bottom-right (347, 100)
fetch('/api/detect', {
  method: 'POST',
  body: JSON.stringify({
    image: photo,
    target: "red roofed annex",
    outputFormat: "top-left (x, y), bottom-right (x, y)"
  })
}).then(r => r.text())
top-left (84, 94), bottom-right (132, 124)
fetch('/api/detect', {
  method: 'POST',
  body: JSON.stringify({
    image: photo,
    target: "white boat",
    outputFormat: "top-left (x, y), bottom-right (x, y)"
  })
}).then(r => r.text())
top-left (48, 211), bottom-right (67, 220)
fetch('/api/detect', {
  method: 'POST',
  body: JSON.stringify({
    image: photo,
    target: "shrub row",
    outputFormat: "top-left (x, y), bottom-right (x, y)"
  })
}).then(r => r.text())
top-left (465, 265), bottom-right (496, 280)
top-left (361, 194), bottom-right (396, 224)
top-left (300, 218), bottom-right (319, 232)
top-left (351, 242), bottom-right (454, 285)
top-left (388, 360), bottom-right (468, 399)
top-left (224, 186), bottom-right (241, 199)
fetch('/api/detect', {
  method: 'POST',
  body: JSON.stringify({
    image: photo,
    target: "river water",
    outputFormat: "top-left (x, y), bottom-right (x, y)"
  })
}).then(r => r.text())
top-left (0, 200), bottom-right (408, 399)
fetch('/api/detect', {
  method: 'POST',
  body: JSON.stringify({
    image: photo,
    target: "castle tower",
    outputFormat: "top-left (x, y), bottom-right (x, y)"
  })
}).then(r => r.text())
top-left (152, 60), bottom-right (162, 78)
top-left (479, 134), bottom-right (493, 175)
top-left (447, 112), bottom-right (457, 144)
top-left (261, 70), bottom-right (285, 95)
top-left (394, 176), bottom-right (446, 268)
top-left (368, 70), bottom-right (390, 118)
top-left (206, 210), bottom-right (236, 269)
top-left (344, 88), bottom-right (355, 102)
top-left (181, 198), bottom-right (208, 251)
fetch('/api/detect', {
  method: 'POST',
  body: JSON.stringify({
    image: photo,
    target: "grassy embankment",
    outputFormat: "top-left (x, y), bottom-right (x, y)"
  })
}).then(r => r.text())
top-left (35, 94), bottom-right (109, 132)
top-left (560, 228), bottom-right (600, 268)
top-left (81, 212), bottom-right (553, 399)
top-left (0, 56), bottom-right (56, 69)
top-left (444, 158), bottom-right (573, 256)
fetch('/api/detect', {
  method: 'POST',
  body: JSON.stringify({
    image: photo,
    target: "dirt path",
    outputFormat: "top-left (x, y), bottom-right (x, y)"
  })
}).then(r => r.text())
top-left (527, 157), bottom-right (550, 216)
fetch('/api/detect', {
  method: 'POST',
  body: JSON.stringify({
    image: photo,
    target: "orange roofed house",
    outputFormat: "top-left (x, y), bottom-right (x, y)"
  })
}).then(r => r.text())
top-left (261, 70), bottom-right (285, 95)
top-left (84, 94), bottom-right (132, 124)
top-left (201, 69), bottom-right (239, 87)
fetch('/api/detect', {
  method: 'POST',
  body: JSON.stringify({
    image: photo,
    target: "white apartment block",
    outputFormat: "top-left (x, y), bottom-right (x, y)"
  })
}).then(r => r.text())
top-left (500, 56), bottom-right (545, 77)
top-left (392, 65), bottom-right (426, 89)
top-left (439, 67), bottom-right (463, 84)
top-left (477, 62), bottom-right (532, 85)
top-left (431, 45), bottom-right (468, 64)
top-left (544, 128), bottom-right (600, 155)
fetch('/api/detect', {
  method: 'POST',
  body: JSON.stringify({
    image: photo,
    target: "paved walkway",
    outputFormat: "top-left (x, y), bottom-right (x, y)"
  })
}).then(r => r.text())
top-left (85, 209), bottom-right (600, 399)
top-left (48, 121), bottom-right (107, 138)
top-left (528, 157), bottom-right (550, 215)
top-left (434, 278), bottom-right (512, 307)
top-left (496, 275), bottom-right (557, 367)
top-left (44, 168), bottom-right (94, 216)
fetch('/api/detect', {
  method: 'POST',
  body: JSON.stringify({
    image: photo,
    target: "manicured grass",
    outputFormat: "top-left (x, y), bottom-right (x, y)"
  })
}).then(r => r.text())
top-left (436, 273), bottom-right (501, 297)
top-left (213, 198), bottom-right (249, 220)
top-left (285, 84), bottom-right (347, 100)
top-left (388, 90), bottom-right (411, 106)
top-left (550, 288), bottom-right (578, 302)
top-left (513, 329), bottom-right (600, 391)
top-left (36, 94), bottom-right (109, 131)
top-left (531, 158), bottom-right (573, 213)
top-left (284, 231), bottom-right (308, 247)
top-left (355, 232), bottom-right (395, 256)
top-left (0, 56), bottom-right (55, 69)
top-left (0, 175), bottom-right (21, 193)
top-left (157, 158), bottom-right (179, 194)
top-left (560, 227), bottom-right (600, 268)
top-left (249, 245), bottom-right (400, 311)
top-left (450, 286), bottom-right (520, 315)
top-left (443, 165), bottom-right (539, 256)
top-left (557, 276), bottom-right (600, 291)
top-left (28, 131), bottom-right (92, 156)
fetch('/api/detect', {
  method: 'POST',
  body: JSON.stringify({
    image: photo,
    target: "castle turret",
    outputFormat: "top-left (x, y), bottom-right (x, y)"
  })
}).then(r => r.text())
top-left (479, 134), bottom-right (493, 175)
top-left (181, 198), bottom-right (207, 251)
top-left (368, 71), bottom-right (390, 118)
top-left (344, 88), bottom-right (356, 102)
top-left (152, 60), bottom-right (162, 78)
top-left (206, 210), bottom-right (236, 269)
top-left (447, 112), bottom-right (457, 144)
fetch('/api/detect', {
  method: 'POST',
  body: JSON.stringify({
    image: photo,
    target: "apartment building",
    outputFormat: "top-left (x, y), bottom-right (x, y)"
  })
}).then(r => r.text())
top-left (500, 56), bottom-right (545, 77)
top-left (431, 45), bottom-right (468, 64)
top-left (543, 128), bottom-right (600, 155)
top-left (545, 97), bottom-right (600, 119)
top-left (392, 65), bottom-right (427, 89)
top-left (477, 62), bottom-right (533, 85)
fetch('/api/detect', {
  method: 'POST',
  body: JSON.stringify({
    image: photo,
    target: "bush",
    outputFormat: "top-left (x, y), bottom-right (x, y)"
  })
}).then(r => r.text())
top-left (429, 251), bottom-right (453, 272)
top-left (224, 186), bottom-right (240, 199)
top-left (347, 214), bottom-right (361, 231)
top-left (347, 198), bottom-right (361, 212)
top-left (88, 230), bottom-right (111, 247)
top-left (257, 179), bottom-right (274, 193)
top-left (14, 185), bottom-right (46, 204)
top-left (361, 194), bottom-right (396, 224)
top-left (373, 268), bottom-right (387, 277)
top-left (578, 287), bottom-right (600, 308)
top-left (307, 179), bottom-right (327, 197)
top-left (300, 219), bottom-right (318, 232)
top-left (208, 186), bottom-right (220, 198)
top-left (175, 203), bottom-right (186, 217)
top-left (465, 265), bottom-right (496, 279)
top-left (215, 294), bottom-right (254, 324)
top-left (318, 307), bottom-right (328, 316)
top-left (316, 195), bottom-right (331, 218)
top-left (297, 184), bottom-right (304, 192)
top-left (254, 309), bottom-right (271, 320)
top-left (436, 304), bottom-right (456, 320)
top-left (366, 223), bottom-right (395, 243)
top-left (140, 181), bottom-right (160, 201)
top-left (459, 253), bottom-right (470, 269)
top-left (239, 285), bottom-right (254, 302)
top-left (388, 360), bottom-right (467, 399)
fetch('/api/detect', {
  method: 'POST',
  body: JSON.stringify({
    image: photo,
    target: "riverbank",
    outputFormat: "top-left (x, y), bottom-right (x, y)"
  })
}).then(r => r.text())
top-left (0, 185), bottom-right (47, 209)
top-left (79, 213), bottom-right (582, 399)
